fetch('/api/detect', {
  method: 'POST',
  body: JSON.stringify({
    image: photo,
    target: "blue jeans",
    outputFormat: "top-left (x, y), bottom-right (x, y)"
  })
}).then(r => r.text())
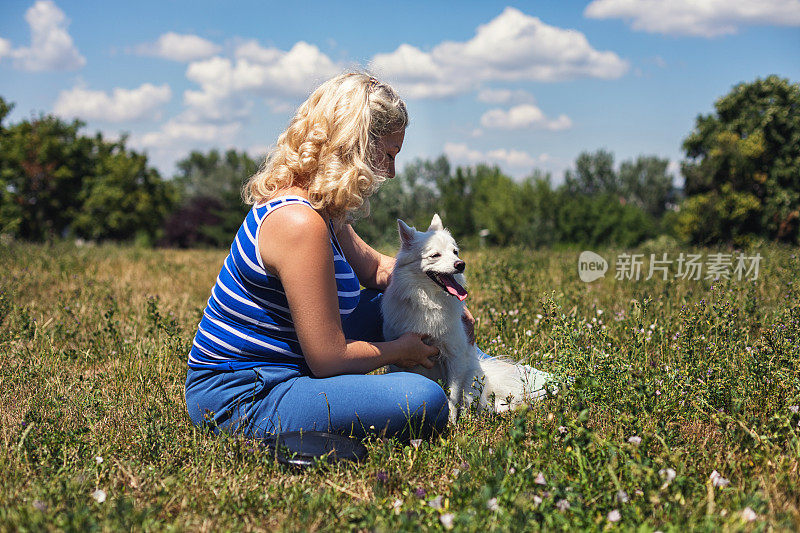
top-left (185, 289), bottom-right (501, 441)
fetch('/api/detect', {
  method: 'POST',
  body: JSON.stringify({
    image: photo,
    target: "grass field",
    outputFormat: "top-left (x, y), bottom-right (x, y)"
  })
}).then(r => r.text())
top-left (1, 241), bottom-right (799, 531)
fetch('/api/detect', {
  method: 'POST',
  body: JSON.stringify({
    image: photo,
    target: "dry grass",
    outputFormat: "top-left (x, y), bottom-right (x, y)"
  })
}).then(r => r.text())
top-left (1, 241), bottom-right (799, 530)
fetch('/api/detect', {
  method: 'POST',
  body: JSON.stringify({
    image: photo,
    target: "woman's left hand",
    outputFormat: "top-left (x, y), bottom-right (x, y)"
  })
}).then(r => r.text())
top-left (462, 307), bottom-right (476, 345)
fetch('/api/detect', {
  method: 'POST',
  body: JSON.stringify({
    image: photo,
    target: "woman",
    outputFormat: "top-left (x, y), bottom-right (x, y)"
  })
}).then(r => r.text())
top-left (185, 73), bottom-right (455, 440)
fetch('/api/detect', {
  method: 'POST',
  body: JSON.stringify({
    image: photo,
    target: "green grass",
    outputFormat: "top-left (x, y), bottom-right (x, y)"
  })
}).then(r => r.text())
top-left (1, 241), bottom-right (799, 531)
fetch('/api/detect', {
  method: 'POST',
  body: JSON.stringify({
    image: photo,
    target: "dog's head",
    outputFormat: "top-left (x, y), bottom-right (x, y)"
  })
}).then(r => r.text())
top-left (395, 214), bottom-right (468, 301)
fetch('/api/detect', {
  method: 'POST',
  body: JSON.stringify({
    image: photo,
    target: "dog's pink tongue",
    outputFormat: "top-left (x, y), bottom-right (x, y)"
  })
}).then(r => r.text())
top-left (442, 276), bottom-right (468, 301)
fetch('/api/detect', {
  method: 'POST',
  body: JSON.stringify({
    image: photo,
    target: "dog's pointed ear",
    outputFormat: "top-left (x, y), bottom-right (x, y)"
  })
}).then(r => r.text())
top-left (397, 219), bottom-right (416, 248)
top-left (428, 213), bottom-right (444, 232)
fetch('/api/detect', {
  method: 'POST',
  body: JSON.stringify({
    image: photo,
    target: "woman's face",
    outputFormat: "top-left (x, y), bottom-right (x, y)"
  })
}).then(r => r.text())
top-left (373, 129), bottom-right (405, 179)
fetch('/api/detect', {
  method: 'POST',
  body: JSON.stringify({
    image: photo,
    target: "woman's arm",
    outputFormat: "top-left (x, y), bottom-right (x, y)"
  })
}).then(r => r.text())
top-left (335, 224), bottom-right (396, 290)
top-left (259, 207), bottom-right (436, 377)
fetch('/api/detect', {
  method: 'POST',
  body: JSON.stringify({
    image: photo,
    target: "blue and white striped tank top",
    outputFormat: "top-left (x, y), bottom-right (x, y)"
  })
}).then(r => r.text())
top-left (188, 196), bottom-right (361, 370)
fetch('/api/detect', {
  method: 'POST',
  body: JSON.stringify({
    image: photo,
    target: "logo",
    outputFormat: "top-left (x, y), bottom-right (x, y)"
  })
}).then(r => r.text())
top-left (578, 251), bottom-right (608, 283)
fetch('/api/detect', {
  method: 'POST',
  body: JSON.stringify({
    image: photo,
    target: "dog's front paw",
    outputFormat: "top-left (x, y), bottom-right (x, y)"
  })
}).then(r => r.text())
top-left (447, 399), bottom-right (460, 423)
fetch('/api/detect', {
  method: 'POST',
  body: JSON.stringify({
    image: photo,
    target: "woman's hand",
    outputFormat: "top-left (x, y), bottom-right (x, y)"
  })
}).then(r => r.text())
top-left (462, 307), bottom-right (476, 345)
top-left (392, 332), bottom-right (440, 369)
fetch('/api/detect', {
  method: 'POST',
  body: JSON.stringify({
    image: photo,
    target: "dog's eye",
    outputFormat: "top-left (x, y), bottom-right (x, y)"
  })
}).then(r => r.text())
top-left (430, 253), bottom-right (441, 259)
top-left (453, 250), bottom-right (459, 256)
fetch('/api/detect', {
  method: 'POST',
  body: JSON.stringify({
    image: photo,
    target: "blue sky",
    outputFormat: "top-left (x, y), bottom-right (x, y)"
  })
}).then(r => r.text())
top-left (1, 0), bottom-right (798, 183)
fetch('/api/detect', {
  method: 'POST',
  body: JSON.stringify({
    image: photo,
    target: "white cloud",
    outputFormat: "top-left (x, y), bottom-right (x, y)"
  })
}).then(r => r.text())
top-left (444, 142), bottom-right (485, 164)
top-left (371, 7), bottom-right (628, 98)
top-left (585, 0), bottom-right (800, 37)
top-left (371, 44), bottom-right (460, 98)
top-left (130, 114), bottom-right (243, 172)
top-left (129, 40), bottom-right (339, 172)
top-left (136, 32), bottom-right (220, 62)
top-left (8, 0), bottom-right (85, 71)
top-left (246, 143), bottom-right (270, 160)
top-left (182, 41), bottom-right (340, 121)
top-left (54, 83), bottom-right (171, 122)
top-left (486, 148), bottom-right (540, 168)
top-left (480, 104), bottom-right (572, 131)
top-left (234, 40), bottom-right (282, 64)
top-left (476, 88), bottom-right (535, 104)
top-left (0, 38), bottom-right (11, 60)
top-left (443, 142), bottom-right (550, 177)
top-left (138, 117), bottom-right (241, 147)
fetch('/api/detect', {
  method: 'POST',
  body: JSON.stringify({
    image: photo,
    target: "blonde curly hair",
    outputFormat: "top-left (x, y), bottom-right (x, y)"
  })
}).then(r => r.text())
top-left (243, 73), bottom-right (408, 222)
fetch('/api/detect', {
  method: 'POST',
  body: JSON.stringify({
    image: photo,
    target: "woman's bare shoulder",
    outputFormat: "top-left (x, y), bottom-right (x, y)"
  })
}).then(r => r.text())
top-left (258, 203), bottom-right (329, 272)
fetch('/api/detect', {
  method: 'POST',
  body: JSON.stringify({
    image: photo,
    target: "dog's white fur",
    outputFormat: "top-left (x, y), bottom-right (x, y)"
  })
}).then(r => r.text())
top-left (382, 214), bottom-right (546, 422)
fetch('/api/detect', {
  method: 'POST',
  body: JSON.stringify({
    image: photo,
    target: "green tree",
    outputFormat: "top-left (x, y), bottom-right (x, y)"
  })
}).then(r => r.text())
top-left (618, 155), bottom-right (675, 218)
top-left (681, 75), bottom-right (800, 243)
top-left (0, 97), bottom-right (11, 127)
top-left (516, 171), bottom-right (558, 247)
top-left (0, 101), bottom-right (176, 243)
top-left (162, 149), bottom-right (257, 247)
top-left (436, 165), bottom-right (475, 241)
top-left (564, 149), bottom-right (619, 196)
top-left (73, 137), bottom-right (177, 243)
top-left (0, 114), bottom-right (94, 240)
top-left (355, 156), bottom-right (448, 246)
top-left (672, 183), bottom-right (761, 245)
top-left (175, 149), bottom-right (257, 202)
top-left (469, 165), bottom-right (524, 246)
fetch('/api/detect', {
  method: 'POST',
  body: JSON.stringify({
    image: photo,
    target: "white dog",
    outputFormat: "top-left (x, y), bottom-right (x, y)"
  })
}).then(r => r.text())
top-left (382, 214), bottom-right (551, 422)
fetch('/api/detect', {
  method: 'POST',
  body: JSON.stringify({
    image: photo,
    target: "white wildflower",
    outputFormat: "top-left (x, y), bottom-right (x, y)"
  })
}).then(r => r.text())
top-left (91, 489), bottom-right (106, 503)
top-left (789, 405), bottom-right (799, 414)
top-left (616, 490), bottom-right (629, 503)
top-left (428, 495), bottom-right (443, 509)
top-left (533, 495), bottom-right (543, 505)
top-left (741, 507), bottom-right (757, 522)
top-left (487, 497), bottom-right (499, 511)
top-left (440, 513), bottom-right (455, 529)
top-left (608, 509), bottom-right (621, 522)
top-left (627, 436), bottom-right (642, 445)
top-left (710, 470), bottom-right (730, 488)
top-left (556, 499), bottom-right (570, 511)
top-left (95, 456), bottom-right (103, 464)
top-left (410, 439), bottom-right (422, 449)
top-left (509, 467), bottom-right (516, 474)
top-left (659, 468), bottom-right (676, 483)
top-left (534, 472), bottom-right (547, 485)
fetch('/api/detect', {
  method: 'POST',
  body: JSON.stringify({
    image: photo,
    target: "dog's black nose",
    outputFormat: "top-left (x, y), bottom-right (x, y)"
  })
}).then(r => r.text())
top-left (454, 260), bottom-right (466, 272)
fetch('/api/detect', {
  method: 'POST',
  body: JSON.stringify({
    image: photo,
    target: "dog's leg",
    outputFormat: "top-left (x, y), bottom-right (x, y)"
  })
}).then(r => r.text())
top-left (447, 378), bottom-right (462, 423)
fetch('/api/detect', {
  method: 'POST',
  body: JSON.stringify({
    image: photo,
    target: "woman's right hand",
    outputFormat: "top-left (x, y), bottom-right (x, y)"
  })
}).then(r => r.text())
top-left (393, 332), bottom-right (440, 369)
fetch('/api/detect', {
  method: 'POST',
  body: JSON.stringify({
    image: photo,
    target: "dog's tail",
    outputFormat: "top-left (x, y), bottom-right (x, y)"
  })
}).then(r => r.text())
top-left (478, 357), bottom-right (553, 412)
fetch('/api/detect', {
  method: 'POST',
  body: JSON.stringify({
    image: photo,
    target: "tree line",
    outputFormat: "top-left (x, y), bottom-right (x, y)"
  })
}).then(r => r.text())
top-left (1, 75), bottom-right (798, 248)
